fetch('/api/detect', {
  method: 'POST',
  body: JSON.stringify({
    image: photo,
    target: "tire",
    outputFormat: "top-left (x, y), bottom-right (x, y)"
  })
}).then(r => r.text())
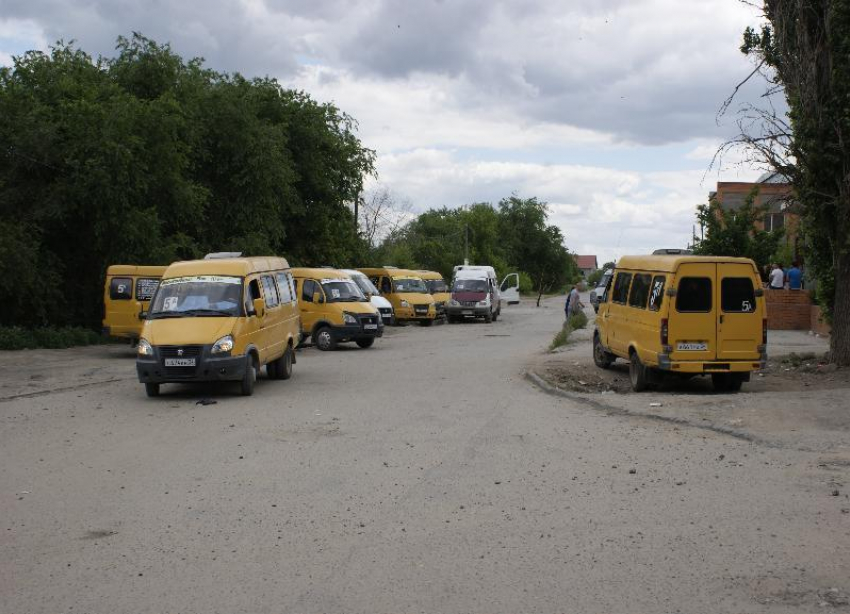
top-left (629, 351), bottom-right (648, 392)
top-left (484, 311), bottom-right (493, 323)
top-left (355, 337), bottom-right (375, 349)
top-left (314, 326), bottom-right (336, 351)
top-left (593, 334), bottom-right (614, 369)
top-left (271, 346), bottom-right (293, 379)
top-left (240, 355), bottom-right (256, 396)
top-left (266, 360), bottom-right (278, 380)
top-left (712, 373), bottom-right (732, 392)
top-left (492, 309), bottom-right (499, 321)
top-left (420, 319), bottom-right (433, 327)
top-left (728, 377), bottom-right (743, 392)
top-left (145, 382), bottom-right (160, 397)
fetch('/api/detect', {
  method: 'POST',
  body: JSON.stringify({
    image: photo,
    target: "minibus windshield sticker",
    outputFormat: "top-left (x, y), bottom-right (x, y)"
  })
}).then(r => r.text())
top-left (331, 288), bottom-right (341, 298)
top-left (160, 275), bottom-right (241, 287)
top-left (163, 296), bottom-right (179, 311)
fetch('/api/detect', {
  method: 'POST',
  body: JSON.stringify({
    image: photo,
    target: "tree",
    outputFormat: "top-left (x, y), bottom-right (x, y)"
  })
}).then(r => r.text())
top-left (732, 1), bottom-right (850, 364)
top-left (692, 189), bottom-right (784, 273)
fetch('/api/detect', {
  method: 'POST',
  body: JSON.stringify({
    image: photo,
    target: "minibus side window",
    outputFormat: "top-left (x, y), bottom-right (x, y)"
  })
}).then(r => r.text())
top-left (611, 272), bottom-right (632, 304)
top-left (276, 273), bottom-right (293, 304)
top-left (676, 277), bottom-right (712, 312)
top-left (721, 278), bottom-right (756, 313)
top-left (648, 276), bottom-right (666, 311)
top-left (628, 273), bottom-right (651, 309)
top-left (302, 279), bottom-right (317, 303)
top-left (110, 277), bottom-right (133, 300)
top-left (261, 275), bottom-right (279, 308)
top-left (380, 277), bottom-right (392, 294)
top-left (135, 278), bottom-right (159, 301)
top-left (246, 279), bottom-right (262, 313)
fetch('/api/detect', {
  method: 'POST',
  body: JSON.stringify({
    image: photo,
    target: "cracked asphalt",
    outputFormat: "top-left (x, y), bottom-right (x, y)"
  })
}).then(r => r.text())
top-left (1, 297), bottom-right (848, 613)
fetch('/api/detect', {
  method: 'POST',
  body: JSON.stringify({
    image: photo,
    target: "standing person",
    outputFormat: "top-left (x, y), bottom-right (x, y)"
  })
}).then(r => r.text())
top-left (566, 285), bottom-right (584, 319)
top-left (769, 263), bottom-right (785, 289)
top-left (786, 261), bottom-right (803, 290)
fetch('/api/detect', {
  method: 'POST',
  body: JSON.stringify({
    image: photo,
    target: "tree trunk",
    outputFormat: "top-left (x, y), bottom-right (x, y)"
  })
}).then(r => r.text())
top-left (535, 270), bottom-right (547, 307)
top-left (830, 248), bottom-right (850, 365)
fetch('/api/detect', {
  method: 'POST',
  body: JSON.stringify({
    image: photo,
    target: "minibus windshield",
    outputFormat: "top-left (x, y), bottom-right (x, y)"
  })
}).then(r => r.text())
top-left (148, 276), bottom-right (243, 318)
top-left (453, 279), bottom-right (487, 292)
top-left (392, 278), bottom-right (428, 293)
top-left (349, 274), bottom-right (380, 297)
top-left (426, 279), bottom-right (448, 293)
top-left (322, 279), bottom-right (367, 302)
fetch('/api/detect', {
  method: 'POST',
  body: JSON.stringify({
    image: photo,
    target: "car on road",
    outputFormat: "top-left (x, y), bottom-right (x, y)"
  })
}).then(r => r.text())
top-left (358, 267), bottom-right (437, 326)
top-left (446, 273), bottom-right (500, 323)
top-left (593, 255), bottom-right (766, 392)
top-left (340, 269), bottom-right (394, 326)
top-left (291, 267), bottom-right (384, 351)
top-left (589, 269), bottom-right (613, 313)
top-left (136, 255), bottom-right (300, 397)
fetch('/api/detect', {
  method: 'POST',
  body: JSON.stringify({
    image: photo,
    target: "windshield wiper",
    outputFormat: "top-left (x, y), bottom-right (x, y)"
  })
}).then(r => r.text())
top-left (180, 308), bottom-right (235, 317)
top-left (147, 311), bottom-right (186, 319)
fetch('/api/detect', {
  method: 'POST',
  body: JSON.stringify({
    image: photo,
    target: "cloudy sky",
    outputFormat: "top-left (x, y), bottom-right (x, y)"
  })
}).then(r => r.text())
top-left (0, 0), bottom-right (773, 264)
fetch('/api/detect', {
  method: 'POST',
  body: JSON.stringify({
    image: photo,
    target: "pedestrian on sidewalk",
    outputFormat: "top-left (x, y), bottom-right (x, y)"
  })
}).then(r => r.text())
top-left (786, 261), bottom-right (803, 290)
top-left (769, 263), bottom-right (785, 289)
top-left (565, 285), bottom-right (584, 319)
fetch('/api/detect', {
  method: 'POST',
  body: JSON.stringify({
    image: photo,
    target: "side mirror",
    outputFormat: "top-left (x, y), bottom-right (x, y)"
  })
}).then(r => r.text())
top-left (252, 298), bottom-right (266, 318)
top-left (313, 292), bottom-right (324, 304)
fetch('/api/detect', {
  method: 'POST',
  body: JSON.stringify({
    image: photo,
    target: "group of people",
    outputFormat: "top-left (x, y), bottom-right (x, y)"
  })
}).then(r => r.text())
top-left (768, 261), bottom-right (803, 290)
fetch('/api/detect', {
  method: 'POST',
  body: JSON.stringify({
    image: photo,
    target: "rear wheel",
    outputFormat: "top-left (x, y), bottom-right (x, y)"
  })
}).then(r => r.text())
top-left (145, 383), bottom-right (160, 398)
top-left (271, 346), bottom-right (293, 379)
top-left (240, 355), bottom-right (256, 396)
top-left (355, 337), bottom-right (375, 349)
top-left (314, 326), bottom-right (336, 351)
top-left (629, 351), bottom-right (648, 392)
top-left (593, 334), bottom-right (614, 369)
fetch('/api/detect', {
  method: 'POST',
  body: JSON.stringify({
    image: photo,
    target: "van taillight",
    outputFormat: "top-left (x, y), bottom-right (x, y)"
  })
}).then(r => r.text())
top-left (763, 318), bottom-right (768, 344)
top-left (661, 318), bottom-right (669, 346)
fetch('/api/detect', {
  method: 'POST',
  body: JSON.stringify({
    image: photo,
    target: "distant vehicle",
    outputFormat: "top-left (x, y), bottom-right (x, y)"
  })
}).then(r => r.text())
top-left (416, 270), bottom-right (451, 317)
top-left (452, 265), bottom-right (521, 306)
top-left (589, 269), bottom-right (614, 313)
top-left (446, 270), bottom-right (500, 323)
top-left (358, 267), bottom-right (437, 326)
top-left (102, 265), bottom-right (167, 343)
top-left (340, 269), bottom-right (394, 326)
top-left (593, 255), bottom-right (766, 392)
top-left (652, 248), bottom-right (693, 255)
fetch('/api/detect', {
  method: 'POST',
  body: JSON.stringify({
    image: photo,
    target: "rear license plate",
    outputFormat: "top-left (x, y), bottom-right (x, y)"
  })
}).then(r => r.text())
top-left (677, 342), bottom-right (708, 351)
top-left (364, 324), bottom-right (378, 330)
top-left (165, 358), bottom-right (196, 367)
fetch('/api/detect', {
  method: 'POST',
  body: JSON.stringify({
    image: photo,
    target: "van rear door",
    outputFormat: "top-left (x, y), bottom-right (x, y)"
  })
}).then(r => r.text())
top-left (716, 263), bottom-right (761, 361)
top-left (668, 263), bottom-right (716, 362)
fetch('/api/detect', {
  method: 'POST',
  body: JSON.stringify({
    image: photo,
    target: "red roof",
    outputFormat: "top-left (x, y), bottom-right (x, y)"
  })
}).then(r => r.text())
top-left (574, 255), bottom-right (598, 270)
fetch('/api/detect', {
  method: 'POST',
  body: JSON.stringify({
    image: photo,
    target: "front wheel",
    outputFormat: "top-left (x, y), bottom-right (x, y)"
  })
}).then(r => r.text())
top-left (593, 335), bottom-right (614, 369)
top-left (420, 319), bottom-right (433, 327)
top-left (240, 355), bottom-right (256, 396)
top-left (145, 382), bottom-right (160, 397)
top-left (629, 351), bottom-right (648, 392)
top-left (314, 326), bottom-right (336, 351)
top-left (484, 311), bottom-right (493, 323)
top-left (355, 337), bottom-right (375, 349)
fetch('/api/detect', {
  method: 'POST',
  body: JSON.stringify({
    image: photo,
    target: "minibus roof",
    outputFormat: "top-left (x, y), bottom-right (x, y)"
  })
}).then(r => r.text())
top-left (291, 267), bottom-right (351, 280)
top-left (415, 270), bottom-right (444, 280)
top-left (357, 267), bottom-right (425, 279)
top-left (106, 265), bottom-right (168, 277)
top-left (163, 257), bottom-right (290, 278)
top-left (616, 255), bottom-right (757, 273)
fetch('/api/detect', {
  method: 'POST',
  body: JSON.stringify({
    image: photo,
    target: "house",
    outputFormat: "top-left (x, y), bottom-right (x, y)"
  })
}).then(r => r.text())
top-left (709, 172), bottom-right (801, 259)
top-left (574, 255), bottom-right (598, 279)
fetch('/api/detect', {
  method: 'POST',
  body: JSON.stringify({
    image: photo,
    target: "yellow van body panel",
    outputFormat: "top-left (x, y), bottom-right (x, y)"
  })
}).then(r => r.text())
top-left (416, 270), bottom-right (451, 308)
top-left (596, 256), bottom-right (765, 375)
top-left (136, 256), bottom-right (300, 388)
top-left (358, 267), bottom-right (437, 322)
top-left (102, 265), bottom-right (168, 340)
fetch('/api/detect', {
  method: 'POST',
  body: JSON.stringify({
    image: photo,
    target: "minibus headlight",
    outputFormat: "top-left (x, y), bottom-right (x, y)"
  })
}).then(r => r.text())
top-left (477, 298), bottom-right (490, 306)
top-left (343, 312), bottom-right (358, 325)
top-left (400, 300), bottom-right (410, 308)
top-left (211, 335), bottom-right (234, 354)
top-left (137, 338), bottom-right (154, 357)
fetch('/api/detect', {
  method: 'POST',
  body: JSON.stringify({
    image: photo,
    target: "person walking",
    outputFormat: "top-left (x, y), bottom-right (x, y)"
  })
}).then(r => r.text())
top-left (769, 263), bottom-right (785, 289)
top-left (566, 285), bottom-right (584, 319)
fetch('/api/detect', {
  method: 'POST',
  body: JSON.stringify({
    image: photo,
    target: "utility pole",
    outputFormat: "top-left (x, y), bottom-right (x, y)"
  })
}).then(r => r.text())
top-left (464, 224), bottom-right (469, 265)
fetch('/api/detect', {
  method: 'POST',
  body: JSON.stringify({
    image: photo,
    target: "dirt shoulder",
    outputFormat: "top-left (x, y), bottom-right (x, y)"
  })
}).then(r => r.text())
top-left (529, 309), bottom-right (850, 456)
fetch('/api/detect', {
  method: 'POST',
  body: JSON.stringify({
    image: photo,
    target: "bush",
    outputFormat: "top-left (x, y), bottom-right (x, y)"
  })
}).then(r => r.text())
top-left (518, 271), bottom-right (534, 294)
top-left (0, 326), bottom-right (104, 350)
top-left (568, 310), bottom-right (588, 331)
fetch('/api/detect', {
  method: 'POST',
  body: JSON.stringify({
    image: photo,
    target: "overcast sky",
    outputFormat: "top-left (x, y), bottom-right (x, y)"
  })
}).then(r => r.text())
top-left (0, 0), bottom-right (774, 265)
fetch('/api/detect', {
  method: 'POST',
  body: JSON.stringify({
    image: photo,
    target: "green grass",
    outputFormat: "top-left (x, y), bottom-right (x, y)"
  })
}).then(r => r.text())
top-left (549, 310), bottom-right (589, 351)
top-left (0, 326), bottom-right (105, 351)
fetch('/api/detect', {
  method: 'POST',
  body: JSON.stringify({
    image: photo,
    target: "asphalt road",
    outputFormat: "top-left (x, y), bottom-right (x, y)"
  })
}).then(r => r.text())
top-left (2, 298), bottom-right (848, 613)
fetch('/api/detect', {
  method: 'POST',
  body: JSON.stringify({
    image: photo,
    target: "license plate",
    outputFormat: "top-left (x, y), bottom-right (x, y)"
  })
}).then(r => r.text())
top-left (165, 358), bottom-right (196, 367)
top-left (677, 342), bottom-right (708, 351)
top-left (364, 324), bottom-right (377, 330)
top-left (462, 310), bottom-right (473, 315)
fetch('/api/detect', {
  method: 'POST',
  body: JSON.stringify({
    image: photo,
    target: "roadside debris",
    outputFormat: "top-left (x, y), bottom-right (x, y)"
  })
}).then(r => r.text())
top-left (196, 399), bottom-right (217, 406)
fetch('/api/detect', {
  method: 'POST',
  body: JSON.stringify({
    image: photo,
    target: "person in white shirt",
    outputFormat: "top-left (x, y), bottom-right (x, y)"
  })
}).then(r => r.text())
top-left (769, 263), bottom-right (785, 289)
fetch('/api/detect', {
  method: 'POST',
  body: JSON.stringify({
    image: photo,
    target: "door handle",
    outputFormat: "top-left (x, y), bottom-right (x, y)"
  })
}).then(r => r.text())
top-left (719, 315), bottom-right (724, 324)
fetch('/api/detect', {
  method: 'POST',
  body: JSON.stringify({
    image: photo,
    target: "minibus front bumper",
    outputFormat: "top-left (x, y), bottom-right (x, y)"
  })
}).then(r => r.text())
top-left (445, 305), bottom-right (490, 318)
top-left (137, 345), bottom-right (248, 384)
top-left (396, 305), bottom-right (436, 321)
top-left (330, 314), bottom-right (384, 342)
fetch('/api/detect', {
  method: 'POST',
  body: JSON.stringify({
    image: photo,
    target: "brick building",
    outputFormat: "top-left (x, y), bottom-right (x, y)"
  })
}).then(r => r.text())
top-left (574, 255), bottom-right (598, 279)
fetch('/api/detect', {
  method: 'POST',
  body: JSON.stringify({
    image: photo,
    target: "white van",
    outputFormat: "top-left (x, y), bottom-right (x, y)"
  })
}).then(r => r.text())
top-left (452, 265), bottom-right (521, 306)
top-left (340, 269), bottom-right (395, 326)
